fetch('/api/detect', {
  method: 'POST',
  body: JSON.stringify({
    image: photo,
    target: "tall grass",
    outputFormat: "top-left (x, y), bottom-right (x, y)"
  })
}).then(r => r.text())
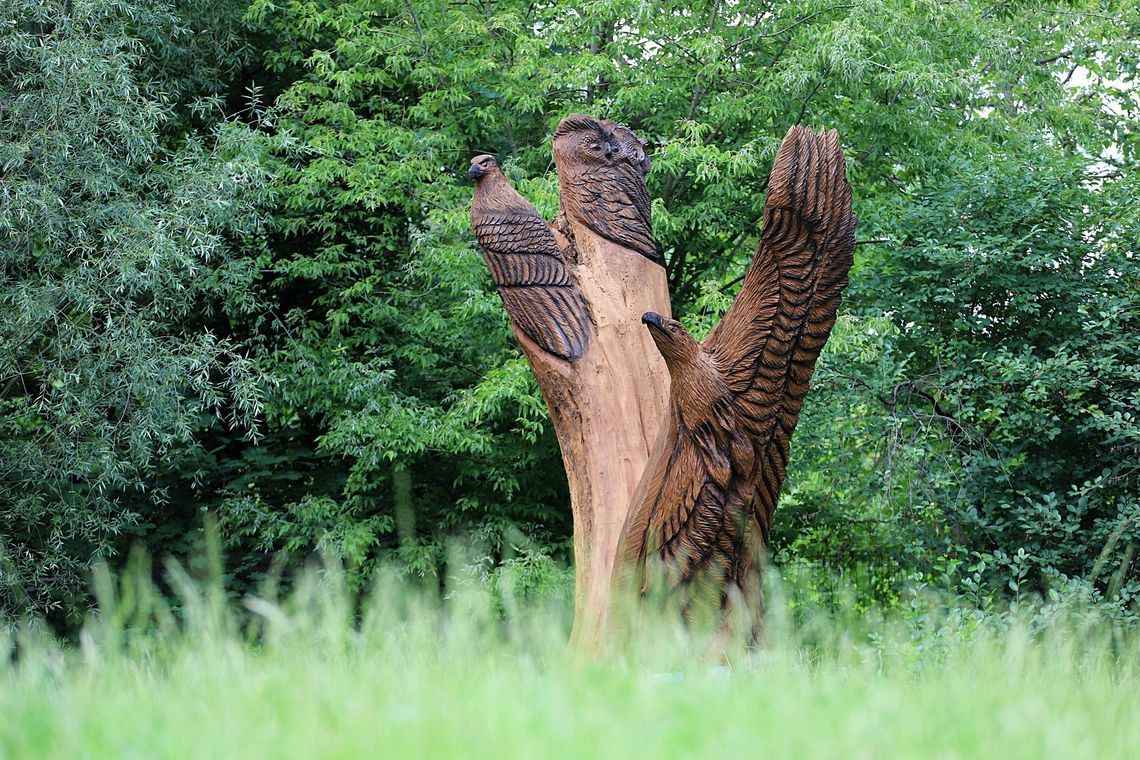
top-left (1, 554), bottom-right (1138, 759)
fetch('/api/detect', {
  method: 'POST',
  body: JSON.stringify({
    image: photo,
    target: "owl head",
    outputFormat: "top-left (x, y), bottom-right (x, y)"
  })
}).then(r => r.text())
top-left (609, 123), bottom-right (652, 176)
top-left (553, 114), bottom-right (652, 176)
top-left (552, 114), bottom-right (619, 168)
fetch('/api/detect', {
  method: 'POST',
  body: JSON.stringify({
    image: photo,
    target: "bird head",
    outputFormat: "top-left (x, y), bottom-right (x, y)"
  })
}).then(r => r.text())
top-left (641, 312), bottom-right (700, 369)
top-left (553, 114), bottom-right (615, 167)
top-left (468, 154), bottom-right (499, 180)
top-left (608, 124), bottom-right (652, 176)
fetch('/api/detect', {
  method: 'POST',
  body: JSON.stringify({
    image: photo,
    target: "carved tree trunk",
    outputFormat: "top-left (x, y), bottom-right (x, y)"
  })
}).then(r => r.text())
top-left (469, 115), bottom-right (674, 649)
top-left (513, 225), bottom-right (671, 649)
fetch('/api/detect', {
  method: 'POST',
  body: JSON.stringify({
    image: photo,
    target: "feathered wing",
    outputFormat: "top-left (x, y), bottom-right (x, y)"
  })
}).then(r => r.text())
top-left (581, 162), bottom-right (656, 263)
top-left (615, 406), bottom-right (764, 627)
top-left (705, 125), bottom-right (857, 535)
top-left (611, 126), bottom-right (852, 632)
top-left (605, 123), bottom-right (656, 258)
top-left (566, 164), bottom-right (658, 264)
top-left (471, 191), bottom-right (592, 361)
top-left (627, 409), bottom-right (759, 567)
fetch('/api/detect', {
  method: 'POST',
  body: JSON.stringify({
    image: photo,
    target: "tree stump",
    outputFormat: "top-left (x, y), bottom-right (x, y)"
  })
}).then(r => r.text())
top-left (470, 115), bottom-right (672, 649)
top-left (470, 118), bottom-right (855, 650)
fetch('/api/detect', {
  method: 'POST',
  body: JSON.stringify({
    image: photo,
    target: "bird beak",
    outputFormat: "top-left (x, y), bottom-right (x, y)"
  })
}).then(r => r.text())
top-left (467, 165), bottom-right (484, 179)
top-left (641, 312), bottom-right (665, 331)
top-left (604, 142), bottom-right (615, 159)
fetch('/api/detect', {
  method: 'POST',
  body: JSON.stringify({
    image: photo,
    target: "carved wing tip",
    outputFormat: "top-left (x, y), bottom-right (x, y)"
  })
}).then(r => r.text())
top-left (770, 123), bottom-right (853, 210)
top-left (564, 343), bottom-right (588, 361)
top-left (781, 123), bottom-right (843, 155)
top-left (543, 339), bottom-right (587, 362)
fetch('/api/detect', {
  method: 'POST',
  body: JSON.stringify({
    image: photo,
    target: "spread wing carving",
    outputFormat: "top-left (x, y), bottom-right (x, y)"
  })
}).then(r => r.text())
top-left (704, 125), bottom-right (856, 533)
top-left (469, 155), bottom-right (592, 361)
top-left (552, 115), bottom-right (660, 264)
top-left (615, 126), bottom-right (855, 624)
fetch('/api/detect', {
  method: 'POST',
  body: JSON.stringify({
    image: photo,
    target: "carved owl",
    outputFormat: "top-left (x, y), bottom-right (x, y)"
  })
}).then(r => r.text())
top-left (552, 115), bottom-right (659, 264)
top-left (468, 116), bottom-right (661, 364)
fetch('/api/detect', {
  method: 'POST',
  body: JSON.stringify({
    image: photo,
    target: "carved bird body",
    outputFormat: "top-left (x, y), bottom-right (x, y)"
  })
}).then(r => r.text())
top-left (552, 115), bottom-right (659, 264)
top-left (615, 126), bottom-right (856, 633)
top-left (469, 154), bottom-right (592, 361)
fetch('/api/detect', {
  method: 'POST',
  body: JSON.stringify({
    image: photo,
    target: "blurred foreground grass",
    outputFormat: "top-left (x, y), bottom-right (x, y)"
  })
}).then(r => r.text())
top-left (1, 556), bottom-right (1138, 759)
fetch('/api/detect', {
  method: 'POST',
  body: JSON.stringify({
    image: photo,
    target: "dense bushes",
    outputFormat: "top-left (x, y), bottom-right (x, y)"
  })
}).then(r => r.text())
top-left (1, 0), bottom-right (1136, 625)
top-left (0, 0), bottom-right (268, 623)
top-left (872, 154), bottom-right (1137, 618)
top-left (777, 152), bottom-right (1139, 621)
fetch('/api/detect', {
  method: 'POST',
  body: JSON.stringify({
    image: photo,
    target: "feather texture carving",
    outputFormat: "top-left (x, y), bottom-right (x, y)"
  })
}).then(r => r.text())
top-left (469, 155), bottom-right (592, 361)
top-left (553, 115), bottom-right (660, 264)
top-left (615, 126), bottom-right (856, 629)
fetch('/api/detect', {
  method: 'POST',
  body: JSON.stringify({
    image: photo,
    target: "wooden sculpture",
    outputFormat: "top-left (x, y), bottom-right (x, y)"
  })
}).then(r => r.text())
top-left (614, 127), bottom-right (855, 637)
top-left (470, 116), bottom-right (672, 648)
top-left (468, 118), bottom-right (854, 647)
top-left (550, 115), bottom-right (659, 264)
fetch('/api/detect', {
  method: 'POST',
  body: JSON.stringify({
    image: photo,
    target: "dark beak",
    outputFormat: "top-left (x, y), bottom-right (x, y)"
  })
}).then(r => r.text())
top-left (641, 312), bottom-right (665, 331)
top-left (604, 142), bottom-right (615, 159)
top-left (467, 165), bottom-right (484, 179)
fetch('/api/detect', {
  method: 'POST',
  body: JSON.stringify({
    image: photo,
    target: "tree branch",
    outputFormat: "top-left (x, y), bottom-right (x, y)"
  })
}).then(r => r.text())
top-left (1036, 49), bottom-right (1075, 66)
top-left (729, 3), bottom-right (855, 47)
top-left (794, 71), bottom-right (829, 124)
top-left (400, 0), bottom-right (440, 66)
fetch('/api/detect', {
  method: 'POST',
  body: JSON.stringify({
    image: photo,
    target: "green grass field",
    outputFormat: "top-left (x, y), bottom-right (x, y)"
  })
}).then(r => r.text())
top-left (2, 565), bottom-right (1137, 759)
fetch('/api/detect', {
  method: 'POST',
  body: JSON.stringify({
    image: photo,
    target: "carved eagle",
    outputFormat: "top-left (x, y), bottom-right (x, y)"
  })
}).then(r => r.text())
top-left (614, 126), bottom-right (856, 630)
top-left (469, 154), bottom-right (592, 360)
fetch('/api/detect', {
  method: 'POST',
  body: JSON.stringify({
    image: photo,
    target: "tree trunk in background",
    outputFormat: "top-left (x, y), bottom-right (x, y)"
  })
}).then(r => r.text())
top-left (512, 224), bottom-right (671, 650)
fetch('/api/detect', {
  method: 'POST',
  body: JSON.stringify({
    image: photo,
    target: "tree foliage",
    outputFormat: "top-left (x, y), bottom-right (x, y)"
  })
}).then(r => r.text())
top-left (0, 0), bottom-right (269, 622)
top-left (0, 0), bottom-right (1136, 624)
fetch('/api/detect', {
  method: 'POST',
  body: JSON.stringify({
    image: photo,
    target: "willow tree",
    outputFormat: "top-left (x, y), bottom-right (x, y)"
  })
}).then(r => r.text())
top-left (0, 0), bottom-right (266, 623)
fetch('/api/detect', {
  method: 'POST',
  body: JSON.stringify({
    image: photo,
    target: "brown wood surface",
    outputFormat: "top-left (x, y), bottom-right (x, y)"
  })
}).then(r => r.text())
top-left (469, 119), bottom-right (855, 650)
top-left (612, 126), bottom-right (856, 640)
top-left (516, 227), bottom-right (670, 649)
top-left (469, 116), bottom-right (670, 649)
